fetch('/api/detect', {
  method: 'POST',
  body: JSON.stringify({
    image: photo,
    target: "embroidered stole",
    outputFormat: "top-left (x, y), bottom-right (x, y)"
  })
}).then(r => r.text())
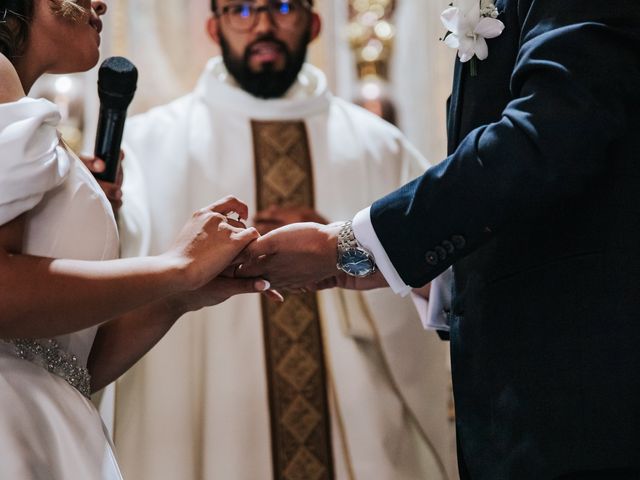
top-left (252, 120), bottom-right (335, 480)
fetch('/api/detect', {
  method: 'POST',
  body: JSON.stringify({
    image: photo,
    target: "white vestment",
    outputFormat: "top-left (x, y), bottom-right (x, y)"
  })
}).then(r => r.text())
top-left (116, 57), bottom-right (453, 480)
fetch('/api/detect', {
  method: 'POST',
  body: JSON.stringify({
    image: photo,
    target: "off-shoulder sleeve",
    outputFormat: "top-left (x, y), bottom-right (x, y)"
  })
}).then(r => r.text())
top-left (0, 97), bottom-right (71, 225)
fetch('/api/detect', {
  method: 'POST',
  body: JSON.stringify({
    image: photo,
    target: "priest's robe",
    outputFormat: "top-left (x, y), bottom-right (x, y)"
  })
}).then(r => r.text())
top-left (115, 57), bottom-right (453, 480)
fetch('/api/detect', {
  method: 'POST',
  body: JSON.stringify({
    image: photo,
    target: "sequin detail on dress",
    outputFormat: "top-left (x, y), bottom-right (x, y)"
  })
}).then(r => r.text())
top-left (5, 338), bottom-right (91, 398)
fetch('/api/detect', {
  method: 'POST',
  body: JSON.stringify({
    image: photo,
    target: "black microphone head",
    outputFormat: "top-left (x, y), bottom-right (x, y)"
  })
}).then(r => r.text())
top-left (98, 56), bottom-right (138, 110)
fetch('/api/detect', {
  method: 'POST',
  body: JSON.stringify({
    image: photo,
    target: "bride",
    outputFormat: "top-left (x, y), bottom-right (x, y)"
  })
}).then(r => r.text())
top-left (0, 1), bottom-right (271, 478)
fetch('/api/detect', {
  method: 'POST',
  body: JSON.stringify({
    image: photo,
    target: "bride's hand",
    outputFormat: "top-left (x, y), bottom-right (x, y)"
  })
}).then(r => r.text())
top-left (163, 196), bottom-right (260, 291)
top-left (167, 276), bottom-right (272, 314)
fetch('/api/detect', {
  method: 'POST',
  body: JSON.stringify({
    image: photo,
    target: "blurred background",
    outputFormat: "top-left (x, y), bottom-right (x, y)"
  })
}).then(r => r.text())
top-left (30, 0), bottom-right (454, 165)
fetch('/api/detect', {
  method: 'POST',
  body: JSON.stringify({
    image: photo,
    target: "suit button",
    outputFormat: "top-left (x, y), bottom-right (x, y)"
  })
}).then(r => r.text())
top-left (425, 251), bottom-right (439, 266)
top-left (452, 235), bottom-right (466, 249)
top-left (442, 240), bottom-right (455, 254)
top-left (435, 246), bottom-right (447, 261)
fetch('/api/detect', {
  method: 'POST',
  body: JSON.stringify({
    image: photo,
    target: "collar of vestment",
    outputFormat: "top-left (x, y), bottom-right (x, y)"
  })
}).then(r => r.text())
top-left (194, 56), bottom-right (332, 120)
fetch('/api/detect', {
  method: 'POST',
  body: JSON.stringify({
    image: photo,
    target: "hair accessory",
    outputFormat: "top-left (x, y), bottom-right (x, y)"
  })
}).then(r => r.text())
top-left (0, 0), bottom-right (21, 21)
top-left (0, 0), bottom-right (19, 23)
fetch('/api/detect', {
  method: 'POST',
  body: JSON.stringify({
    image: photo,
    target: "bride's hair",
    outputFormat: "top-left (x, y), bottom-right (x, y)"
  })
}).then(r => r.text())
top-left (0, 0), bottom-right (87, 60)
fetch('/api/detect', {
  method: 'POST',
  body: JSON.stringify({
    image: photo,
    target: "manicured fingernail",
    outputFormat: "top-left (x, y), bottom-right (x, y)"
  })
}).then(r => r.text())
top-left (255, 279), bottom-right (270, 291)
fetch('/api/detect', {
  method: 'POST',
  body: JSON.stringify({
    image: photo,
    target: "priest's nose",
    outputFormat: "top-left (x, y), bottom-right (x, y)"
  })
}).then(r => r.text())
top-left (253, 6), bottom-right (277, 35)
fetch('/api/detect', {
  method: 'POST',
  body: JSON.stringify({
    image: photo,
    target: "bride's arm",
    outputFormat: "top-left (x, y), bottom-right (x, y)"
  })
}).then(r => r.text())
top-left (87, 299), bottom-right (184, 393)
top-left (0, 58), bottom-right (266, 386)
top-left (0, 57), bottom-right (189, 339)
top-left (0, 197), bottom-right (260, 339)
top-left (87, 275), bottom-right (268, 392)
top-left (0, 199), bottom-right (266, 390)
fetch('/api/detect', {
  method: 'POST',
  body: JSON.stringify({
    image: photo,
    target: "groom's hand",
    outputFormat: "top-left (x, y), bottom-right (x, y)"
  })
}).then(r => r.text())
top-left (253, 206), bottom-right (329, 235)
top-left (235, 222), bottom-right (341, 289)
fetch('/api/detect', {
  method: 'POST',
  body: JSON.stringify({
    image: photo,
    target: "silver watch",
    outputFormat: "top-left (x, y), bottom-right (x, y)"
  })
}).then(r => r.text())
top-left (336, 221), bottom-right (377, 277)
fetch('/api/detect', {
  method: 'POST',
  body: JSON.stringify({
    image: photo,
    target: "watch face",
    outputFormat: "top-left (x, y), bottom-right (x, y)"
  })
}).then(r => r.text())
top-left (339, 249), bottom-right (375, 277)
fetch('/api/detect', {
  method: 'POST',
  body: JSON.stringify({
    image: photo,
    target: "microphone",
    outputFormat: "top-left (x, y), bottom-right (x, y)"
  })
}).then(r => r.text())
top-left (93, 56), bottom-right (138, 183)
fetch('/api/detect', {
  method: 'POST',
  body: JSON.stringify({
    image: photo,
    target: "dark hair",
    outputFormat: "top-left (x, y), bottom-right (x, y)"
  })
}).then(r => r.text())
top-left (0, 0), bottom-right (86, 61)
top-left (211, 0), bottom-right (314, 13)
top-left (0, 1), bottom-right (34, 60)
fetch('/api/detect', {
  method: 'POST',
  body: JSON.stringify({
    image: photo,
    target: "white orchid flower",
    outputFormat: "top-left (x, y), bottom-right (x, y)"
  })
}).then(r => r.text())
top-left (441, 0), bottom-right (505, 63)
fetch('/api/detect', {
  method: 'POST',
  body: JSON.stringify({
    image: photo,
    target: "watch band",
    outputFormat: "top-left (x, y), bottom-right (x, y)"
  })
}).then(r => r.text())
top-left (337, 221), bottom-right (377, 274)
top-left (338, 221), bottom-right (359, 251)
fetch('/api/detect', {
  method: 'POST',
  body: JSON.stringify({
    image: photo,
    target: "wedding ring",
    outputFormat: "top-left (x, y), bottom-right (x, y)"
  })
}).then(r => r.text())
top-left (233, 264), bottom-right (243, 278)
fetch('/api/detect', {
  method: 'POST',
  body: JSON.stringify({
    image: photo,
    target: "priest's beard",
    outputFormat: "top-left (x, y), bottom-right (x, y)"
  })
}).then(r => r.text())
top-left (219, 30), bottom-right (310, 99)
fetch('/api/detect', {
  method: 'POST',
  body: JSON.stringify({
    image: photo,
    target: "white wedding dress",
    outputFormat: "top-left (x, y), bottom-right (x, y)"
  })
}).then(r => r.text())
top-left (0, 98), bottom-right (123, 479)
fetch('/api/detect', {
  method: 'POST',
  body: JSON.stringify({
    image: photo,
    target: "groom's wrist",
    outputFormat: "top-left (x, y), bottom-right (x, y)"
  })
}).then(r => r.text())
top-left (352, 207), bottom-right (412, 295)
top-left (333, 220), bottom-right (377, 278)
top-left (319, 222), bottom-right (343, 274)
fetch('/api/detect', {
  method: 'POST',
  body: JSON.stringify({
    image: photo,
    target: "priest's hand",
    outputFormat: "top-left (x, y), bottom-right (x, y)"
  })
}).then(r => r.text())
top-left (253, 206), bottom-right (329, 235)
top-left (80, 151), bottom-right (124, 213)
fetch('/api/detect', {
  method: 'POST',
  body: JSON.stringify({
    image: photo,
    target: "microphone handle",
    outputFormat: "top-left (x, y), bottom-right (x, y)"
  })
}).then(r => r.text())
top-left (93, 106), bottom-right (127, 183)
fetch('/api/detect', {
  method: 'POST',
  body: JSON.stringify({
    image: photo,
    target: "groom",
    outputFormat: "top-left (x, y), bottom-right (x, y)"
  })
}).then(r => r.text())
top-left (238, 0), bottom-right (640, 478)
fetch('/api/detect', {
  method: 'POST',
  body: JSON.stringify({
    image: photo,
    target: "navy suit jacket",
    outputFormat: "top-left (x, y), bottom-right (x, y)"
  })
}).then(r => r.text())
top-left (370, 1), bottom-right (640, 478)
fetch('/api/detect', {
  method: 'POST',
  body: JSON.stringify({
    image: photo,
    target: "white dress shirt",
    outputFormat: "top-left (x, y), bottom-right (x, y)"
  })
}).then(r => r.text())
top-left (353, 207), bottom-right (451, 331)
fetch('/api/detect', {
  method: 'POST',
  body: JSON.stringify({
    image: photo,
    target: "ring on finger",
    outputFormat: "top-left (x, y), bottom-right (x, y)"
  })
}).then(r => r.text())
top-left (233, 264), bottom-right (243, 278)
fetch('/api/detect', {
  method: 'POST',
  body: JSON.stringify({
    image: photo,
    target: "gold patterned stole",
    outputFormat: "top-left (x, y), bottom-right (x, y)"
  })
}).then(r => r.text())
top-left (252, 120), bottom-right (335, 480)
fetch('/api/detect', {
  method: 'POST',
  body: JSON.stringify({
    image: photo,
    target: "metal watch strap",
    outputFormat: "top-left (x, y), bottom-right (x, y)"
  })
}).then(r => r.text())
top-left (337, 221), bottom-right (376, 273)
top-left (338, 221), bottom-right (359, 251)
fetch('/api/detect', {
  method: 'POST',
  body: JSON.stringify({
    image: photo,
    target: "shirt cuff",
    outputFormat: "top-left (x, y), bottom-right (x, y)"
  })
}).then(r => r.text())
top-left (352, 207), bottom-right (412, 296)
top-left (409, 292), bottom-right (431, 330)
top-left (408, 270), bottom-right (453, 331)
top-left (420, 268), bottom-right (452, 332)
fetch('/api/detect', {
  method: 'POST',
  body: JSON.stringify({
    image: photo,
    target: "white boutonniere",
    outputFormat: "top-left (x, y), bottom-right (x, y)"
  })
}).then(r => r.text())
top-left (441, 0), bottom-right (505, 76)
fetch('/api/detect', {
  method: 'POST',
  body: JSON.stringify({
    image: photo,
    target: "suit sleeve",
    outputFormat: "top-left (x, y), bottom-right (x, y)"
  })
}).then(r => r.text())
top-left (369, 0), bottom-right (640, 287)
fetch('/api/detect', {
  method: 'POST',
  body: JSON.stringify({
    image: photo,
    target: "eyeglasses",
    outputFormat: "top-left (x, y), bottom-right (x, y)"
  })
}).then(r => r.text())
top-left (216, 0), bottom-right (312, 33)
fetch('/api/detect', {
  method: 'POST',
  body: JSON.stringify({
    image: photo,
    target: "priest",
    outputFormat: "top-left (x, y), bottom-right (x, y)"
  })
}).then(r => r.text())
top-left (115, 1), bottom-right (452, 479)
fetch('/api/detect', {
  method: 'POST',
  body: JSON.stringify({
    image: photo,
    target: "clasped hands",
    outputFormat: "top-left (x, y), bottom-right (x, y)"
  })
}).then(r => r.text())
top-left (164, 203), bottom-right (389, 310)
top-left (232, 216), bottom-right (389, 293)
top-left (82, 150), bottom-right (387, 304)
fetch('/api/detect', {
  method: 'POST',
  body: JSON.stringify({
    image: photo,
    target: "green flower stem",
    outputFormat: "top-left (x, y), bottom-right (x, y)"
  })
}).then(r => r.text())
top-left (470, 57), bottom-right (478, 77)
